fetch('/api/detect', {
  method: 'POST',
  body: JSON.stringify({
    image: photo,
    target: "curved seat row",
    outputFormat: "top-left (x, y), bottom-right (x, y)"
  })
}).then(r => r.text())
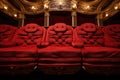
top-left (0, 23), bottom-right (120, 75)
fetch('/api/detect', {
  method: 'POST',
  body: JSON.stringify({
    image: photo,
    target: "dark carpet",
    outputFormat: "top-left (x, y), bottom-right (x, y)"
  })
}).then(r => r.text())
top-left (0, 69), bottom-right (120, 80)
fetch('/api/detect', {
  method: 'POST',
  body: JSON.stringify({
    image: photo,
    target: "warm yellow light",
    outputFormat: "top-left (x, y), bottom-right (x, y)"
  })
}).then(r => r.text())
top-left (44, 4), bottom-right (49, 9)
top-left (114, 6), bottom-right (118, 10)
top-left (72, 4), bottom-right (77, 9)
top-left (4, 6), bottom-right (8, 10)
top-left (59, 2), bottom-right (62, 5)
top-left (58, 0), bottom-right (63, 5)
top-left (31, 6), bottom-right (37, 10)
top-left (87, 5), bottom-right (90, 8)
top-left (105, 13), bottom-right (109, 17)
top-left (82, 4), bottom-right (91, 10)
top-left (14, 14), bottom-right (17, 17)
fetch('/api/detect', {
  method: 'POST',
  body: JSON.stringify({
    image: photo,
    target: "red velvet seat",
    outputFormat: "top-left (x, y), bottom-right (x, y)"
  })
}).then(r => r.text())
top-left (0, 23), bottom-right (46, 74)
top-left (0, 23), bottom-right (120, 75)
top-left (0, 24), bottom-right (17, 74)
top-left (74, 23), bottom-right (104, 47)
top-left (0, 46), bottom-right (37, 74)
top-left (75, 23), bottom-right (112, 73)
top-left (12, 23), bottom-right (46, 46)
top-left (0, 24), bottom-right (17, 47)
top-left (82, 47), bottom-right (120, 74)
top-left (103, 24), bottom-right (120, 47)
top-left (37, 23), bottom-right (82, 74)
top-left (75, 23), bottom-right (120, 74)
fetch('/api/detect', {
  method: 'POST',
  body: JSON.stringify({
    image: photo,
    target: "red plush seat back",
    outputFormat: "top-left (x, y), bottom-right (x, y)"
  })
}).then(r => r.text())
top-left (103, 24), bottom-right (120, 47)
top-left (0, 24), bottom-right (17, 47)
top-left (46, 23), bottom-right (73, 46)
top-left (75, 23), bottom-right (104, 47)
top-left (13, 23), bottom-right (46, 46)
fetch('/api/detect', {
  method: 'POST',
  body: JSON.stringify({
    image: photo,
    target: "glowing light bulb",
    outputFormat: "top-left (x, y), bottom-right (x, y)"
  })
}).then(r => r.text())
top-left (59, 2), bottom-right (62, 5)
top-left (87, 5), bottom-right (90, 9)
top-left (105, 13), bottom-right (109, 17)
top-left (31, 6), bottom-right (37, 10)
top-left (83, 5), bottom-right (91, 10)
top-left (44, 4), bottom-right (49, 9)
top-left (14, 14), bottom-right (17, 17)
top-left (4, 6), bottom-right (8, 10)
top-left (114, 6), bottom-right (118, 10)
top-left (72, 4), bottom-right (77, 9)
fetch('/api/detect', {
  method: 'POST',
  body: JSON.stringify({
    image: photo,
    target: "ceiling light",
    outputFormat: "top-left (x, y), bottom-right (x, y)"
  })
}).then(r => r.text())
top-left (58, 0), bottom-right (64, 9)
top-left (82, 4), bottom-right (91, 10)
top-left (44, 4), bottom-right (49, 9)
top-left (58, 0), bottom-right (64, 6)
top-left (31, 6), bottom-right (37, 10)
top-left (114, 6), bottom-right (118, 10)
top-left (59, 2), bottom-right (62, 6)
top-left (105, 13), bottom-right (109, 17)
top-left (14, 14), bottom-right (17, 17)
top-left (84, 5), bottom-right (90, 10)
top-left (72, 4), bottom-right (77, 9)
top-left (4, 6), bottom-right (8, 10)
top-left (87, 5), bottom-right (90, 9)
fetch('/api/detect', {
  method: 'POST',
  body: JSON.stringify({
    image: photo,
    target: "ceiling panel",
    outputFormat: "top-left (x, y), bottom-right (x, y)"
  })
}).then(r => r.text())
top-left (0, 0), bottom-right (119, 20)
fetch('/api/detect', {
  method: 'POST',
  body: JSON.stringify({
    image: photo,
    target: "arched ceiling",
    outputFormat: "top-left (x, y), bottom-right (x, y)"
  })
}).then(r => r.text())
top-left (0, 0), bottom-right (120, 20)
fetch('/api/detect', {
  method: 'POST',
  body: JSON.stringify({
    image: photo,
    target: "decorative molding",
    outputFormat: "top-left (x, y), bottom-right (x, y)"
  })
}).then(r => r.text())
top-left (0, 0), bottom-right (120, 20)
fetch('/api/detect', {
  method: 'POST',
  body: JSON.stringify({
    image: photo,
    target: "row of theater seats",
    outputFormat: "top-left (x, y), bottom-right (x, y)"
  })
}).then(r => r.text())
top-left (0, 23), bottom-right (120, 75)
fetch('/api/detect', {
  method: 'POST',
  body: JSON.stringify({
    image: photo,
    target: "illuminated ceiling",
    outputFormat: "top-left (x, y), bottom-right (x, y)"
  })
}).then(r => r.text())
top-left (0, 0), bottom-right (120, 20)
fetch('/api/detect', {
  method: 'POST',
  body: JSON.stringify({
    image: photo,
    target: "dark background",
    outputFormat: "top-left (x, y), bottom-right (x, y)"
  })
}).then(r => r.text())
top-left (0, 11), bottom-right (120, 27)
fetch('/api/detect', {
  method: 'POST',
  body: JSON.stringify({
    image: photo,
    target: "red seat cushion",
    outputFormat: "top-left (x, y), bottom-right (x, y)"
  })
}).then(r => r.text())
top-left (74, 23), bottom-right (104, 47)
top-left (82, 46), bottom-right (120, 74)
top-left (0, 46), bottom-right (37, 62)
top-left (38, 46), bottom-right (82, 58)
top-left (82, 47), bottom-right (120, 58)
top-left (0, 24), bottom-right (17, 47)
top-left (103, 24), bottom-right (120, 47)
top-left (12, 23), bottom-right (46, 47)
top-left (0, 45), bottom-right (37, 74)
top-left (45, 23), bottom-right (74, 46)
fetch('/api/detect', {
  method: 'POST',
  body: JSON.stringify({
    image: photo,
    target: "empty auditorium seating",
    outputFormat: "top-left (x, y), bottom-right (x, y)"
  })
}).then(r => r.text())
top-left (75, 23), bottom-right (120, 75)
top-left (103, 24), bottom-right (120, 47)
top-left (0, 24), bottom-right (18, 74)
top-left (37, 23), bottom-right (82, 74)
top-left (0, 24), bottom-right (17, 47)
top-left (0, 23), bottom-right (46, 74)
top-left (0, 23), bottom-right (120, 75)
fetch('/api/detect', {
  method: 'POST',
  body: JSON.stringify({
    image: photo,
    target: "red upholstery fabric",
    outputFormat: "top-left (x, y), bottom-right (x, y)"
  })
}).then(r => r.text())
top-left (0, 23), bottom-right (120, 75)
top-left (79, 24), bottom-right (120, 74)
top-left (82, 47), bottom-right (120, 67)
top-left (45, 23), bottom-right (73, 46)
top-left (0, 24), bottom-right (17, 47)
top-left (75, 23), bottom-right (104, 47)
top-left (82, 47), bottom-right (120, 74)
top-left (82, 47), bottom-right (120, 58)
top-left (38, 46), bottom-right (82, 74)
top-left (12, 23), bottom-right (46, 47)
top-left (38, 23), bottom-right (81, 59)
top-left (0, 23), bottom-right (46, 74)
top-left (103, 24), bottom-right (120, 47)
top-left (37, 23), bottom-right (82, 74)
top-left (38, 46), bottom-right (81, 58)
top-left (0, 46), bottom-right (37, 74)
